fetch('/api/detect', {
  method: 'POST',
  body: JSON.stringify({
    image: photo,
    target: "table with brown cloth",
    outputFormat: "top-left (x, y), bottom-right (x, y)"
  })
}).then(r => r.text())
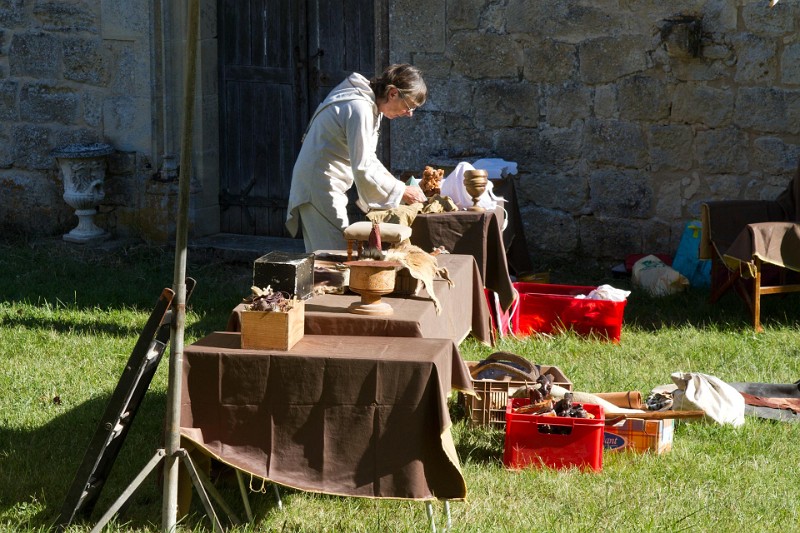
top-left (179, 331), bottom-right (474, 500)
top-left (409, 210), bottom-right (516, 311)
top-left (228, 253), bottom-right (491, 345)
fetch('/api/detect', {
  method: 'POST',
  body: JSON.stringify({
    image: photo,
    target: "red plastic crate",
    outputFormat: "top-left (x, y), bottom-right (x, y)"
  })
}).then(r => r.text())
top-left (503, 397), bottom-right (605, 472)
top-left (511, 282), bottom-right (627, 342)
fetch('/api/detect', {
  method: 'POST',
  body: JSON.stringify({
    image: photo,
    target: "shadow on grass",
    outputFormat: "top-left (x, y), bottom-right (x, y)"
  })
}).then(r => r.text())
top-left (0, 390), bottom-right (170, 531)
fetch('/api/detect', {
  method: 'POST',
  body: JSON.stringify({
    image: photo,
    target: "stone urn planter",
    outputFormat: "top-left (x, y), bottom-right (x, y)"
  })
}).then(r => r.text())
top-left (52, 143), bottom-right (114, 243)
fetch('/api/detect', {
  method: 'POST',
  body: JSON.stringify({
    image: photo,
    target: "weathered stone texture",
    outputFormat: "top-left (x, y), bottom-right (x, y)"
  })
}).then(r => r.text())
top-left (447, 2), bottom-right (481, 31)
top-left (507, 0), bottom-right (619, 43)
top-left (0, 0), bottom-right (28, 28)
top-left (34, 1), bottom-right (98, 33)
top-left (12, 124), bottom-right (53, 169)
top-left (19, 82), bottom-right (79, 124)
top-left (578, 35), bottom-right (651, 84)
top-left (63, 37), bottom-right (111, 86)
top-left (695, 127), bottom-right (749, 174)
top-left (521, 205), bottom-right (579, 256)
top-left (648, 124), bottom-right (693, 171)
top-left (780, 43), bottom-right (800, 85)
top-left (447, 33), bottom-right (523, 79)
top-left (734, 87), bottom-right (800, 134)
top-left (100, 0), bottom-right (149, 39)
top-left (585, 118), bottom-right (647, 168)
top-left (752, 136), bottom-right (800, 177)
top-left (0, 80), bottom-right (17, 120)
top-left (733, 34), bottom-right (777, 84)
top-left (518, 170), bottom-right (588, 214)
top-left (671, 83), bottom-right (733, 127)
top-left (579, 215), bottom-right (644, 259)
top-left (542, 82), bottom-right (591, 128)
top-left (390, 0), bottom-right (446, 54)
top-left (742, 2), bottom-right (794, 36)
top-left (589, 169), bottom-right (653, 218)
top-left (523, 40), bottom-right (577, 84)
top-left (617, 76), bottom-right (669, 121)
top-left (9, 32), bottom-right (60, 78)
top-left (473, 80), bottom-right (538, 129)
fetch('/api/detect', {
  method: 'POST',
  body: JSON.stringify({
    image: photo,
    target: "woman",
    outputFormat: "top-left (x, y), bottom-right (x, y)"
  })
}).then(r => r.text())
top-left (285, 63), bottom-right (428, 252)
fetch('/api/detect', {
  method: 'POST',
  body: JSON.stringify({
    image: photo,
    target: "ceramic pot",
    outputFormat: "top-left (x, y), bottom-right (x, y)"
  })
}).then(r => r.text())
top-left (346, 260), bottom-right (399, 316)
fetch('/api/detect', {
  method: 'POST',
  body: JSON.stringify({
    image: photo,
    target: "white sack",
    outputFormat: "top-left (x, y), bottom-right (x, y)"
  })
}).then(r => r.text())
top-left (670, 371), bottom-right (745, 427)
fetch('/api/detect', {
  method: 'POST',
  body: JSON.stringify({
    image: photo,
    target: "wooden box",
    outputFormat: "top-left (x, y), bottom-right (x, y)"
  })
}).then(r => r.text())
top-left (240, 300), bottom-right (304, 351)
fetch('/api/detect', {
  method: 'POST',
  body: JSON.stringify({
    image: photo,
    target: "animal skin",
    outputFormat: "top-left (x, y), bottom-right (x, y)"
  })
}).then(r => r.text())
top-left (384, 240), bottom-right (453, 314)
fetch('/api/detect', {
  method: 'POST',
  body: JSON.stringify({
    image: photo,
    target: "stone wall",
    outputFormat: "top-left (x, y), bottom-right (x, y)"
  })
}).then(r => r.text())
top-left (389, 0), bottom-right (800, 263)
top-left (0, 0), bottom-right (159, 238)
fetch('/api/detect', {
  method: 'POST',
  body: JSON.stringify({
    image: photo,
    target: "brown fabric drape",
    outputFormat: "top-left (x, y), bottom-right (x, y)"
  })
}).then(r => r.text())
top-left (180, 332), bottom-right (473, 500)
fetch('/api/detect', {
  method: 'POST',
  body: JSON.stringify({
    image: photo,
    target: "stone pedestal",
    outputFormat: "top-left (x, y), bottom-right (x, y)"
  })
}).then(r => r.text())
top-left (52, 143), bottom-right (114, 244)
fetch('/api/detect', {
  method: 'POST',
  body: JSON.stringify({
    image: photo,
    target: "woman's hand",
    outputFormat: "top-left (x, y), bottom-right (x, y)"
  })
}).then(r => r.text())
top-left (402, 185), bottom-right (426, 204)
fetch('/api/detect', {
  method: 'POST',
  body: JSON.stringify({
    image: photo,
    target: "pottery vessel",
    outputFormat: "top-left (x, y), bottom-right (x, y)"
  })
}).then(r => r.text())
top-left (346, 260), bottom-right (399, 316)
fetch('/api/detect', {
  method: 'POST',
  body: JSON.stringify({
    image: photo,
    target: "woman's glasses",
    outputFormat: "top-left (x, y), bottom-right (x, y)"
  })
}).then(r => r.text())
top-left (400, 93), bottom-right (417, 113)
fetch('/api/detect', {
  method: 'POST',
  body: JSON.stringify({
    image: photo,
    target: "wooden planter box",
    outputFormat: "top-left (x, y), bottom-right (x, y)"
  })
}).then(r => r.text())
top-left (240, 300), bottom-right (304, 351)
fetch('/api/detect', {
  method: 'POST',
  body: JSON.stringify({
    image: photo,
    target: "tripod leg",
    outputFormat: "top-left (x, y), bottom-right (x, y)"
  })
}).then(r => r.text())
top-left (90, 450), bottom-right (165, 533)
top-left (178, 450), bottom-right (225, 532)
top-left (182, 453), bottom-right (242, 526)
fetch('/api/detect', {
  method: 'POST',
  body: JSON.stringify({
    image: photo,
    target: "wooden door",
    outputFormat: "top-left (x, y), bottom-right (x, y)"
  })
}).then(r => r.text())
top-left (219, 0), bottom-right (377, 236)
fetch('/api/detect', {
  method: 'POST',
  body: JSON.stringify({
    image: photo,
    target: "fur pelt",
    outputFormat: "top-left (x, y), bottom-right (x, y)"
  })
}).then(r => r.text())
top-left (384, 241), bottom-right (454, 314)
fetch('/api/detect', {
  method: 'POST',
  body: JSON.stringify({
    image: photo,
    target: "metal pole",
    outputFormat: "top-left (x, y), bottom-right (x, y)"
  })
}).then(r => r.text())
top-left (162, 0), bottom-right (200, 530)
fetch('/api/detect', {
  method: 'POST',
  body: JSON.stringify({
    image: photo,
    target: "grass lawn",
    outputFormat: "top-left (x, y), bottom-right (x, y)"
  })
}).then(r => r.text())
top-left (1, 238), bottom-right (799, 532)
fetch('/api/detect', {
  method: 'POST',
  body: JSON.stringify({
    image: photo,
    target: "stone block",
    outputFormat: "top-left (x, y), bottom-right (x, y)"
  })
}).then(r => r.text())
top-left (447, 32), bottom-right (522, 79)
top-left (733, 33), bottom-right (776, 84)
top-left (654, 178), bottom-right (682, 219)
top-left (519, 170), bottom-right (588, 213)
top-left (579, 215), bottom-right (643, 259)
top-left (585, 118), bottom-right (647, 168)
top-left (589, 169), bottom-right (653, 218)
top-left (593, 84), bottom-right (617, 118)
top-left (103, 96), bottom-right (152, 152)
top-left (508, 0), bottom-right (618, 43)
top-left (107, 40), bottom-right (136, 95)
top-left (523, 39), bottom-right (577, 83)
top-left (752, 137), bottom-right (800, 177)
top-left (473, 80), bottom-right (538, 129)
top-left (33, 0), bottom-right (98, 33)
top-left (63, 37), bottom-right (111, 86)
top-left (617, 76), bottom-right (669, 121)
top-left (19, 82), bottom-right (80, 124)
top-left (9, 32), bottom-right (60, 78)
top-left (100, 0), bottom-right (149, 39)
top-left (780, 43), bottom-right (800, 85)
top-left (253, 251), bottom-right (315, 300)
top-left (82, 90), bottom-right (103, 127)
top-left (0, 169), bottom-right (70, 235)
top-left (579, 35), bottom-right (651, 84)
top-left (0, 80), bottom-right (17, 121)
top-left (647, 124), bottom-right (693, 171)
top-left (12, 124), bottom-right (53, 170)
top-left (695, 127), bottom-right (749, 174)
top-left (671, 83), bottom-right (733, 127)
top-left (390, 0), bottom-right (445, 54)
top-left (734, 87), bottom-right (800, 134)
top-left (521, 205), bottom-right (578, 256)
top-left (542, 82), bottom-right (591, 128)
top-left (0, 0), bottom-right (28, 28)
top-left (447, 0), bottom-right (481, 30)
top-left (742, 2), bottom-right (794, 36)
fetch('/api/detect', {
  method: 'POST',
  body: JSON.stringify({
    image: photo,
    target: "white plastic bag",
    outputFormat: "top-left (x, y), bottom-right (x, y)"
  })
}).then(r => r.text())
top-left (670, 372), bottom-right (745, 427)
top-left (632, 254), bottom-right (689, 297)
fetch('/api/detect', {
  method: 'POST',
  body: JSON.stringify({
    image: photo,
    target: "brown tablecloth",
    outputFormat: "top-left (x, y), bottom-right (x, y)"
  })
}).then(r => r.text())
top-left (228, 254), bottom-right (491, 345)
top-left (410, 211), bottom-right (516, 311)
top-left (179, 332), bottom-right (473, 500)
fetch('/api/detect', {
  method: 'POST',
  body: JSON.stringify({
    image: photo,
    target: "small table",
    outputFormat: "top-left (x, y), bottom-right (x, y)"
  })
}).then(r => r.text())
top-left (180, 332), bottom-right (473, 500)
top-left (228, 254), bottom-right (491, 345)
top-left (410, 211), bottom-right (516, 311)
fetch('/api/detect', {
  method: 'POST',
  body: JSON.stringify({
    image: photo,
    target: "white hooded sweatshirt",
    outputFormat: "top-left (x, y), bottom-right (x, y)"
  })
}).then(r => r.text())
top-left (285, 73), bottom-right (405, 238)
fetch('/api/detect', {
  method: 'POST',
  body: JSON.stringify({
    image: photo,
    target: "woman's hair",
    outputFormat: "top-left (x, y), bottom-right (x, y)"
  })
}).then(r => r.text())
top-left (370, 64), bottom-right (427, 107)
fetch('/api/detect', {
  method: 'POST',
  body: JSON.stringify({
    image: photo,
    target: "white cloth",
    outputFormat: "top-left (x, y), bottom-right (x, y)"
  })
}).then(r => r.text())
top-left (670, 372), bottom-right (746, 427)
top-left (575, 284), bottom-right (630, 302)
top-left (286, 73), bottom-right (405, 249)
top-left (440, 161), bottom-right (501, 211)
